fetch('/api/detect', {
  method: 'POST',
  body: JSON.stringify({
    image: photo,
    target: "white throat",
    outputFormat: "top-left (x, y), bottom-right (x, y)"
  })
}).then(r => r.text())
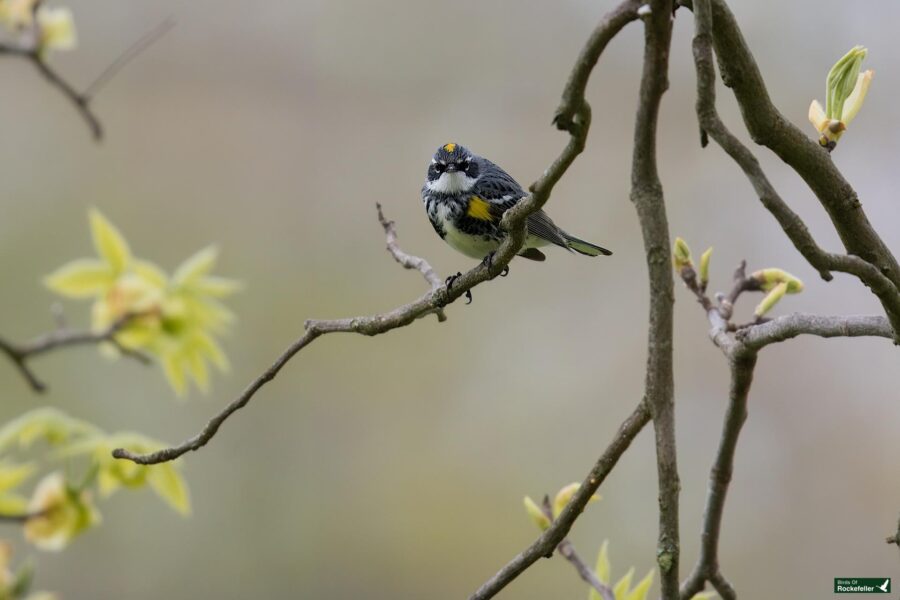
top-left (426, 172), bottom-right (477, 194)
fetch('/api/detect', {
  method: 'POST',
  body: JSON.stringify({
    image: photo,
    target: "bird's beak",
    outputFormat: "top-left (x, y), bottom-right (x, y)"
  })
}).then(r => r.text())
top-left (444, 164), bottom-right (458, 173)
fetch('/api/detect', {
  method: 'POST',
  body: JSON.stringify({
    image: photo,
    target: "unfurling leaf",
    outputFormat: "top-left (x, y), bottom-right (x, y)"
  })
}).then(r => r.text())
top-left (89, 210), bottom-right (131, 275)
top-left (44, 259), bottom-right (114, 298)
top-left (523, 496), bottom-right (551, 531)
top-left (699, 247), bottom-right (712, 287)
top-left (754, 281), bottom-right (788, 318)
top-left (672, 237), bottom-right (692, 271)
top-left (0, 408), bottom-right (100, 452)
top-left (751, 268), bottom-right (804, 293)
top-left (146, 463), bottom-right (191, 516)
top-left (624, 569), bottom-right (654, 600)
top-left (810, 45), bottom-right (873, 148)
top-left (614, 567), bottom-right (635, 599)
top-left (589, 540), bottom-right (611, 600)
top-left (552, 482), bottom-right (600, 520)
top-left (173, 245), bottom-right (219, 287)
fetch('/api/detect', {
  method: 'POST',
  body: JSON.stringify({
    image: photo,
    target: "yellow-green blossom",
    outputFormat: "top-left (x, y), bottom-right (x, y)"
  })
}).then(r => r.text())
top-left (36, 6), bottom-right (76, 53)
top-left (0, 408), bottom-right (100, 453)
top-left (23, 472), bottom-right (100, 551)
top-left (44, 210), bottom-right (240, 395)
top-left (0, 0), bottom-right (37, 30)
top-left (0, 462), bottom-right (35, 515)
top-left (62, 432), bottom-right (190, 516)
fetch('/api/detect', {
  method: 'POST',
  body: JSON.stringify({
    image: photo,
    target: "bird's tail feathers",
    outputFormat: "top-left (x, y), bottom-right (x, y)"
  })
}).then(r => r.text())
top-left (563, 233), bottom-right (612, 257)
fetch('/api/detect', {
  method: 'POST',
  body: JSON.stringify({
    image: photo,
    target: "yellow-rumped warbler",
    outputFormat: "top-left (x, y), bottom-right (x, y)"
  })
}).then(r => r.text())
top-left (421, 143), bottom-right (612, 270)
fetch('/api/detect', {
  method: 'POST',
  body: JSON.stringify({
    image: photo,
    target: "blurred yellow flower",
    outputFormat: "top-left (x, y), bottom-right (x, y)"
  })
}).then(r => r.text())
top-left (24, 473), bottom-right (100, 551)
top-left (0, 462), bottom-right (35, 515)
top-left (62, 432), bottom-right (191, 516)
top-left (44, 210), bottom-right (241, 395)
top-left (36, 6), bottom-right (76, 53)
top-left (0, 0), bottom-right (37, 30)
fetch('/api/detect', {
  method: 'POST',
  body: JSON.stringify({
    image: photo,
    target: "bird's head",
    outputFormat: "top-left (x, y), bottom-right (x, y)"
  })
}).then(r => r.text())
top-left (425, 143), bottom-right (480, 194)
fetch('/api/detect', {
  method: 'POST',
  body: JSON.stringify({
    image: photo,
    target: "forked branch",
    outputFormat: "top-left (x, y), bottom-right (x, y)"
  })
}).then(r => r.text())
top-left (0, 313), bottom-right (150, 393)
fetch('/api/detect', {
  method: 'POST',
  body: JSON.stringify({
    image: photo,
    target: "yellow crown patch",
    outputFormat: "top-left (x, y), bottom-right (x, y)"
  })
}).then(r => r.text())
top-left (443, 143), bottom-right (456, 153)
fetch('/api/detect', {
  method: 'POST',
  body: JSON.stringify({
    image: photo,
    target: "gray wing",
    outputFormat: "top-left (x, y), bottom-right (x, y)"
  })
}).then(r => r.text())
top-left (476, 160), bottom-right (568, 248)
top-left (526, 210), bottom-right (569, 249)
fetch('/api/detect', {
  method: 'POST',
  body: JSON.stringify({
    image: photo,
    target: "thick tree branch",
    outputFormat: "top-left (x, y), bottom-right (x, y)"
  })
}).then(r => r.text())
top-left (631, 1), bottom-right (680, 597)
top-left (114, 0), bottom-right (641, 472)
top-left (0, 313), bottom-right (150, 393)
top-left (708, 0), bottom-right (900, 292)
top-left (690, 0), bottom-right (900, 339)
top-left (468, 402), bottom-right (651, 600)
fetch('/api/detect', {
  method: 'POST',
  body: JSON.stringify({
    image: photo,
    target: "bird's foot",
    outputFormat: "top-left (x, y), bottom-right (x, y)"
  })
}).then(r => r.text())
top-left (445, 272), bottom-right (473, 305)
top-left (481, 252), bottom-right (509, 277)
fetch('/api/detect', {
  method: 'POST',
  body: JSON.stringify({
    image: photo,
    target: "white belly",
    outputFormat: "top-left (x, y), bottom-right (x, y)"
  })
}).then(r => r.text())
top-left (443, 220), bottom-right (500, 259)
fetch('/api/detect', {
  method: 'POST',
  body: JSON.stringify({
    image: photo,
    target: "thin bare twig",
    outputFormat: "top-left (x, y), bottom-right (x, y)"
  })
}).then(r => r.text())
top-left (83, 17), bottom-right (175, 100)
top-left (557, 538), bottom-right (615, 600)
top-left (1, 17), bottom-right (173, 140)
top-left (28, 54), bottom-right (102, 140)
top-left (376, 202), bottom-right (446, 322)
top-left (114, 0), bottom-right (641, 470)
top-left (0, 313), bottom-right (149, 393)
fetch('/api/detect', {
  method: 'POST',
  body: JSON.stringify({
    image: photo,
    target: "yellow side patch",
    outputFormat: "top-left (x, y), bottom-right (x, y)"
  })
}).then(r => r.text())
top-left (443, 143), bottom-right (456, 153)
top-left (466, 196), bottom-right (493, 221)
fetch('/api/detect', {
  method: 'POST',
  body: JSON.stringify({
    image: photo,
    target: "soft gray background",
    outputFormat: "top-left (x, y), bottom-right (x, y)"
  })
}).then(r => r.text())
top-left (1, 1), bottom-right (899, 598)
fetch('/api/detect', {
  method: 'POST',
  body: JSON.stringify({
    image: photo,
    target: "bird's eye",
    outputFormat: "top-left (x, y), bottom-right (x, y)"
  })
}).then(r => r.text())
top-left (434, 163), bottom-right (446, 173)
top-left (458, 161), bottom-right (469, 172)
